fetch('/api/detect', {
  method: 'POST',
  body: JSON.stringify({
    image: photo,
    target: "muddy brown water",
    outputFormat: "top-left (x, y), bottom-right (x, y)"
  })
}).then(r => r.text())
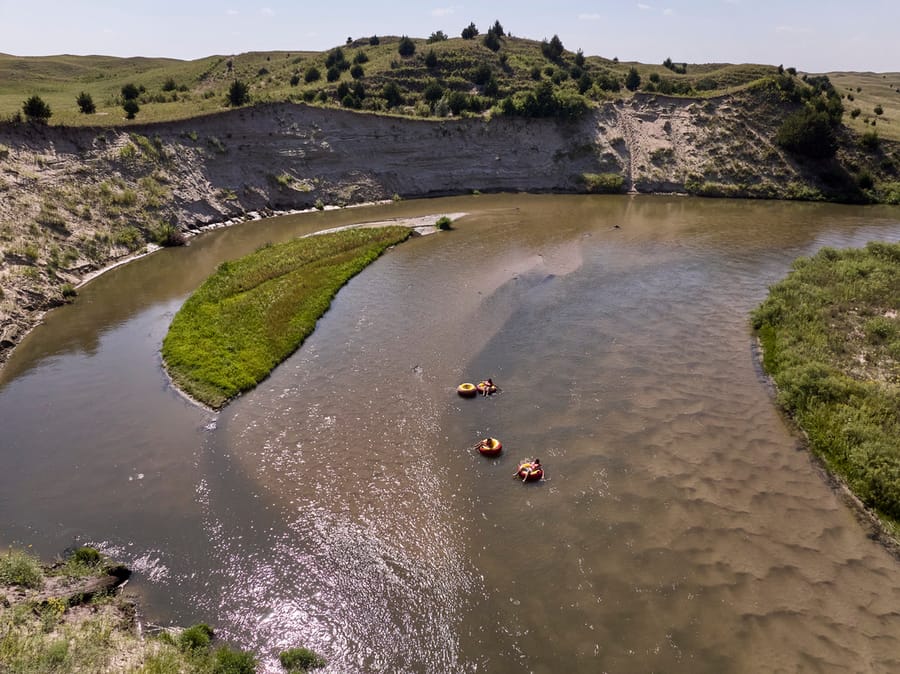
top-left (3, 195), bottom-right (900, 673)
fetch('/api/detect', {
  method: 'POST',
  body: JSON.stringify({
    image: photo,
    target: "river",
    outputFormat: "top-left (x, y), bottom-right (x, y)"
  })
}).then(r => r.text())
top-left (2, 194), bottom-right (900, 673)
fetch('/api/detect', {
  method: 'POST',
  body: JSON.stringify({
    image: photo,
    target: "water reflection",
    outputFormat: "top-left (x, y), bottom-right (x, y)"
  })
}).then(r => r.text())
top-left (2, 195), bottom-right (900, 672)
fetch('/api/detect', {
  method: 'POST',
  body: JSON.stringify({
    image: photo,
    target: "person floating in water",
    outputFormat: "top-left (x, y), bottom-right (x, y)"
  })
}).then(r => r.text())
top-left (478, 378), bottom-right (496, 396)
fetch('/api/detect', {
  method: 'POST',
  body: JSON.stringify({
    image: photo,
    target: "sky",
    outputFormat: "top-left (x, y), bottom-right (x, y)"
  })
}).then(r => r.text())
top-left (2, 0), bottom-right (898, 73)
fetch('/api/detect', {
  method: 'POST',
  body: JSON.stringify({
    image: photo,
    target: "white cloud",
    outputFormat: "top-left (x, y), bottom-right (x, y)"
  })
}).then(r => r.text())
top-left (578, 13), bottom-right (603, 20)
top-left (431, 7), bottom-right (456, 16)
top-left (637, 3), bottom-right (651, 9)
top-left (663, 7), bottom-right (675, 15)
top-left (226, 9), bottom-right (239, 15)
top-left (260, 7), bottom-right (274, 17)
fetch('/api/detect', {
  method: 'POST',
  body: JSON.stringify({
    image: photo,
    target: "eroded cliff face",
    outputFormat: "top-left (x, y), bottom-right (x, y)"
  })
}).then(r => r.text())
top-left (0, 95), bottom-right (828, 365)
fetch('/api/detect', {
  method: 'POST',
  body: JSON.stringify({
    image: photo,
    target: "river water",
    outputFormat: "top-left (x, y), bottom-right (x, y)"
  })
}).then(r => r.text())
top-left (2, 195), bottom-right (900, 672)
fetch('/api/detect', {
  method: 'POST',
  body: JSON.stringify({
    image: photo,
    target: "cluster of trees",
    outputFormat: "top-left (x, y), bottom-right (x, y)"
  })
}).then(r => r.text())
top-left (662, 57), bottom-right (687, 74)
top-left (541, 35), bottom-right (565, 61)
top-left (775, 74), bottom-right (844, 159)
top-left (499, 80), bottom-right (588, 119)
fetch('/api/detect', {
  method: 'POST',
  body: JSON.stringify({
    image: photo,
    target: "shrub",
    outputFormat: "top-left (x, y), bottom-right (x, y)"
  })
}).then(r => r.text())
top-left (434, 216), bottom-right (452, 230)
top-left (428, 30), bottom-right (448, 43)
top-left (71, 546), bottom-right (101, 566)
top-left (865, 316), bottom-right (897, 343)
top-left (874, 104), bottom-right (884, 116)
top-left (22, 95), bottom-right (52, 122)
top-left (290, 73), bottom-right (301, 86)
top-left (382, 81), bottom-right (403, 108)
top-left (581, 172), bottom-right (626, 193)
top-left (625, 67), bottom-right (641, 92)
top-left (61, 283), bottom-right (77, 299)
top-left (324, 48), bottom-right (345, 69)
top-left (279, 647), bottom-right (326, 673)
top-left (483, 30), bottom-right (501, 52)
top-left (472, 63), bottom-right (492, 86)
top-left (461, 22), bottom-right (478, 39)
top-left (574, 49), bottom-right (585, 67)
top-left (326, 66), bottom-right (341, 82)
top-left (541, 35), bottom-right (565, 60)
top-left (0, 548), bottom-right (43, 588)
top-left (162, 77), bottom-right (177, 91)
top-left (424, 49), bottom-right (438, 69)
top-left (179, 623), bottom-right (214, 652)
top-left (212, 646), bottom-right (257, 674)
top-left (860, 130), bottom-right (880, 151)
top-left (350, 64), bottom-right (364, 79)
top-left (155, 223), bottom-right (187, 247)
top-left (398, 36), bottom-right (416, 57)
top-left (76, 91), bottom-right (96, 114)
top-left (121, 83), bottom-right (140, 101)
top-left (776, 108), bottom-right (836, 158)
top-left (227, 80), bottom-right (249, 106)
top-left (850, 107), bottom-right (862, 119)
top-left (369, 35), bottom-right (380, 46)
top-left (123, 99), bottom-right (140, 119)
top-left (857, 170), bottom-right (874, 190)
top-left (423, 80), bottom-right (444, 103)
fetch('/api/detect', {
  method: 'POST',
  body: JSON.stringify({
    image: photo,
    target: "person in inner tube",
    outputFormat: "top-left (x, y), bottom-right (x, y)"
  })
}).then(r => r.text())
top-left (482, 377), bottom-right (494, 396)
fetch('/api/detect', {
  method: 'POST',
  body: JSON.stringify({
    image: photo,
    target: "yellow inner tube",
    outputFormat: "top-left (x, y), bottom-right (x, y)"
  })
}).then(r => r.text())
top-left (480, 438), bottom-right (502, 453)
top-left (518, 462), bottom-right (541, 479)
top-left (457, 382), bottom-right (477, 396)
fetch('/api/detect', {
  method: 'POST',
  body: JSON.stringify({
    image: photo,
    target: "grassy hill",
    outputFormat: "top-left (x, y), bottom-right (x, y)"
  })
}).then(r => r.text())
top-left (0, 36), bottom-right (785, 126)
top-left (828, 71), bottom-right (900, 142)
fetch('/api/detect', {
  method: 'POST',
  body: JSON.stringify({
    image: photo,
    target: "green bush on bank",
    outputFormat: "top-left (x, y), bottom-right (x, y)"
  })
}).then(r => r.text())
top-left (162, 226), bottom-right (411, 408)
top-left (580, 172), bottom-right (625, 194)
top-left (752, 242), bottom-right (900, 521)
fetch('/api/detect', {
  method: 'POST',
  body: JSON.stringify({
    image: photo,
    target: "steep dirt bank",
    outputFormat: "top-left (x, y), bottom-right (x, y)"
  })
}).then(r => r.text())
top-left (0, 94), bottom-right (879, 367)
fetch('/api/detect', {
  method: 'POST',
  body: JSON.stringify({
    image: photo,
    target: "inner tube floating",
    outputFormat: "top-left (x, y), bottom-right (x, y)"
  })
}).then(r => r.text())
top-left (516, 461), bottom-right (544, 482)
top-left (478, 437), bottom-right (503, 457)
top-left (476, 381), bottom-right (498, 395)
top-left (457, 382), bottom-right (477, 398)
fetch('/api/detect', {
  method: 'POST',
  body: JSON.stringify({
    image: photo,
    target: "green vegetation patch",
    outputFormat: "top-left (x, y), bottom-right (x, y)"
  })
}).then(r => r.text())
top-left (751, 242), bottom-right (900, 522)
top-left (580, 172), bottom-right (626, 194)
top-left (162, 226), bottom-right (411, 407)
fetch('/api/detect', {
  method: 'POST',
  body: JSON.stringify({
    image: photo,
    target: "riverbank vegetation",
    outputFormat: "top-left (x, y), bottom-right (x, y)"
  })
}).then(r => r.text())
top-left (0, 546), bottom-right (326, 673)
top-left (162, 226), bottom-right (411, 408)
top-left (752, 242), bottom-right (900, 527)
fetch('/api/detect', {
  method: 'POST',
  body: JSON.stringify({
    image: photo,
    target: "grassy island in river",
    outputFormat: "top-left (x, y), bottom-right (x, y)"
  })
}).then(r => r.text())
top-left (752, 242), bottom-right (900, 529)
top-left (162, 225), bottom-right (411, 408)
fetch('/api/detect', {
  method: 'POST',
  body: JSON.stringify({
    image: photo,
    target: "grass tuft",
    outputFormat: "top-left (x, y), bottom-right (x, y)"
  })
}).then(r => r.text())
top-left (0, 549), bottom-right (43, 589)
